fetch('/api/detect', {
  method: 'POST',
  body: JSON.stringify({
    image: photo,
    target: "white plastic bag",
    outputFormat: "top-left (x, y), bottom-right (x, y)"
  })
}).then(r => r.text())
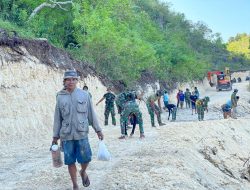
top-left (97, 140), bottom-right (111, 161)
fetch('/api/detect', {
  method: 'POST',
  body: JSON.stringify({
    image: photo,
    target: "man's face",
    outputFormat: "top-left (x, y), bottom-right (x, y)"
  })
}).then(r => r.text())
top-left (64, 78), bottom-right (78, 91)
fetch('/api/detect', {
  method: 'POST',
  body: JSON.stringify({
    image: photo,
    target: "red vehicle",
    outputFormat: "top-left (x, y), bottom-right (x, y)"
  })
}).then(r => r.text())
top-left (207, 70), bottom-right (232, 91)
top-left (207, 71), bottom-right (222, 87)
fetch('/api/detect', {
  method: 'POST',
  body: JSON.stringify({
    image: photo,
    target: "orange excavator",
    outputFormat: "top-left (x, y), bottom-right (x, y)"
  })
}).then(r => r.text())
top-left (207, 67), bottom-right (232, 91)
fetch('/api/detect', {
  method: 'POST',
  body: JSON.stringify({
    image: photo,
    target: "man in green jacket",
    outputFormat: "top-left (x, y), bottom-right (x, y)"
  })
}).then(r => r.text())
top-left (52, 70), bottom-right (103, 190)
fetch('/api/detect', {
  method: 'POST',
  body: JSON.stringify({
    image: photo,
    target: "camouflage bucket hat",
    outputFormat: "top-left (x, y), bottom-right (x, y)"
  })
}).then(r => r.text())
top-left (63, 70), bottom-right (79, 80)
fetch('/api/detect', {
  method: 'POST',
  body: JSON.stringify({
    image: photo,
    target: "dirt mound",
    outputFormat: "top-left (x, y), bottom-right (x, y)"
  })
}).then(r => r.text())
top-left (0, 30), bottom-right (128, 90)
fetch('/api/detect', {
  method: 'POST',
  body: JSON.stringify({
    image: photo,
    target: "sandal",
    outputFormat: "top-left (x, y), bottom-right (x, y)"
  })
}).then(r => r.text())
top-left (140, 133), bottom-right (145, 139)
top-left (118, 136), bottom-right (126, 139)
top-left (79, 170), bottom-right (90, 187)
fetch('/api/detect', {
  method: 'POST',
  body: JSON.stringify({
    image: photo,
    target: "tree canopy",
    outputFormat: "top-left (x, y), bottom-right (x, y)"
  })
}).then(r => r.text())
top-left (227, 33), bottom-right (250, 59)
top-left (1, 0), bottom-right (249, 86)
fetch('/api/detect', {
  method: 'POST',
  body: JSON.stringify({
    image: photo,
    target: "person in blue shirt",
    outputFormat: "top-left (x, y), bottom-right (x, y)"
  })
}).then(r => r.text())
top-left (179, 90), bottom-right (185, 109)
top-left (190, 92), bottom-right (198, 115)
top-left (194, 87), bottom-right (200, 98)
top-left (166, 104), bottom-right (177, 121)
top-left (221, 96), bottom-right (239, 119)
top-left (163, 91), bottom-right (169, 108)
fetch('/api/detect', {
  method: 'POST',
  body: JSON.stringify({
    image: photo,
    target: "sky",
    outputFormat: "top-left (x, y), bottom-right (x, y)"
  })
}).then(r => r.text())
top-left (162, 0), bottom-right (250, 42)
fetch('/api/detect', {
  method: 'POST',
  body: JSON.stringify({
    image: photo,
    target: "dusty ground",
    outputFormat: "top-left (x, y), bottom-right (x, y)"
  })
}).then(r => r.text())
top-left (0, 45), bottom-right (250, 190)
top-left (0, 70), bottom-right (250, 190)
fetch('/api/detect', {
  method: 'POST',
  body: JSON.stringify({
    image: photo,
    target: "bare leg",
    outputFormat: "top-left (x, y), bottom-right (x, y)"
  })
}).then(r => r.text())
top-left (80, 163), bottom-right (88, 172)
top-left (80, 163), bottom-right (90, 187)
top-left (223, 112), bottom-right (226, 119)
top-left (68, 164), bottom-right (79, 189)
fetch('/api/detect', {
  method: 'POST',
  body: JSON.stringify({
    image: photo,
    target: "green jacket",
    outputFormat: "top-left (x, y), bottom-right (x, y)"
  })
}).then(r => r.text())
top-left (53, 88), bottom-right (101, 141)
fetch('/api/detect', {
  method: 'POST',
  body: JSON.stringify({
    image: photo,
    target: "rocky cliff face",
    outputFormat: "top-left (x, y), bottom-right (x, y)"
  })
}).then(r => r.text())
top-left (0, 44), bottom-right (108, 149)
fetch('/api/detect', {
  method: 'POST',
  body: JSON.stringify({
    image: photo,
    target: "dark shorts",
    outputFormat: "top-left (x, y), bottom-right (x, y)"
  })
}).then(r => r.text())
top-left (191, 103), bottom-right (196, 109)
top-left (62, 138), bottom-right (92, 165)
top-left (222, 107), bottom-right (231, 113)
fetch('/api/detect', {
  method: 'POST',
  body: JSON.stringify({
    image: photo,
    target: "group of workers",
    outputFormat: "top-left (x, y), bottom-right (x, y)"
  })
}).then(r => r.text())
top-left (96, 88), bottom-right (147, 139)
top-left (164, 87), bottom-right (210, 121)
top-left (95, 86), bottom-right (241, 138)
top-left (52, 70), bottom-right (241, 190)
top-left (94, 85), bottom-right (217, 139)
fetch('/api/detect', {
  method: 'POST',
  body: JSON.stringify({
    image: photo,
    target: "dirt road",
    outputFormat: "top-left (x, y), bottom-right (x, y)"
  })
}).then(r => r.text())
top-left (0, 81), bottom-right (250, 190)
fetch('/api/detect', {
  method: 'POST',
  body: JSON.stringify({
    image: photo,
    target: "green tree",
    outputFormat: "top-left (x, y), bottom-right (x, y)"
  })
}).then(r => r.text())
top-left (227, 33), bottom-right (250, 59)
top-left (1, 0), bottom-right (249, 86)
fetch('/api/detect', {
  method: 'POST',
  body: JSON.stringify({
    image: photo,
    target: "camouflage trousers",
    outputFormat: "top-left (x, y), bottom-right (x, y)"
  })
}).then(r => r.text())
top-left (197, 106), bottom-right (204, 121)
top-left (104, 105), bottom-right (116, 125)
top-left (146, 103), bottom-right (162, 126)
top-left (185, 99), bottom-right (191, 108)
top-left (120, 101), bottom-right (144, 135)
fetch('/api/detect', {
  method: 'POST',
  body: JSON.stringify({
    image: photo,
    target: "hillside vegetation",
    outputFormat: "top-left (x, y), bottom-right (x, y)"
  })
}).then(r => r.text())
top-left (227, 33), bottom-right (250, 60)
top-left (1, 0), bottom-right (249, 86)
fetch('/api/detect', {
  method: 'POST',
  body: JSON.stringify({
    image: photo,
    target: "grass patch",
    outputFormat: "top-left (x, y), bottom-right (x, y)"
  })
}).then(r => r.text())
top-left (0, 19), bottom-right (35, 39)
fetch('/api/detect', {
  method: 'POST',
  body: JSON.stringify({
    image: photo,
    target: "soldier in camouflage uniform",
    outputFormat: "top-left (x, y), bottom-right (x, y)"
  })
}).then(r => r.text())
top-left (203, 96), bottom-right (210, 112)
top-left (184, 88), bottom-right (191, 108)
top-left (116, 92), bottom-right (128, 136)
top-left (231, 89), bottom-right (238, 118)
top-left (196, 98), bottom-right (205, 121)
top-left (146, 91), bottom-right (166, 127)
top-left (116, 91), bottom-right (130, 114)
top-left (117, 91), bottom-right (145, 139)
top-left (96, 87), bottom-right (116, 126)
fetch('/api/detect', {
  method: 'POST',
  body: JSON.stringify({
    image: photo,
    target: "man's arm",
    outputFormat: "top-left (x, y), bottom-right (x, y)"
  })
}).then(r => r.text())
top-left (137, 93), bottom-right (146, 104)
top-left (96, 97), bottom-right (105, 106)
top-left (136, 92), bottom-right (144, 101)
top-left (88, 95), bottom-right (104, 140)
top-left (52, 98), bottom-right (62, 144)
